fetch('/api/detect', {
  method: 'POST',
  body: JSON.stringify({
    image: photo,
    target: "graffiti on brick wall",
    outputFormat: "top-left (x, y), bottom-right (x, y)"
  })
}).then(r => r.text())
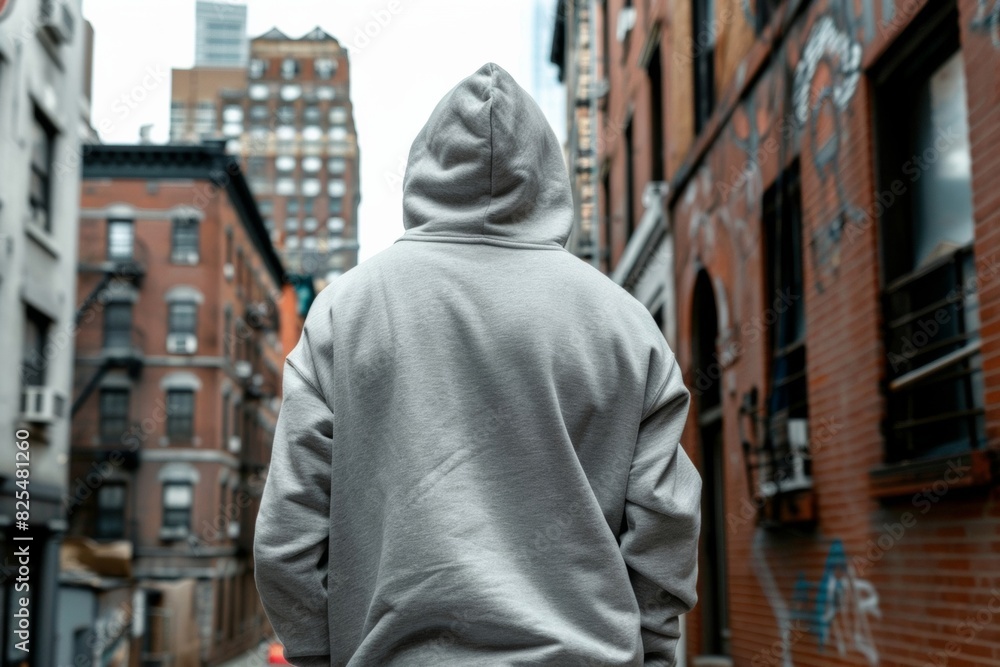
top-left (793, 539), bottom-right (881, 665)
top-left (753, 536), bottom-right (881, 666)
top-left (971, 0), bottom-right (1000, 48)
top-left (793, 8), bottom-right (867, 293)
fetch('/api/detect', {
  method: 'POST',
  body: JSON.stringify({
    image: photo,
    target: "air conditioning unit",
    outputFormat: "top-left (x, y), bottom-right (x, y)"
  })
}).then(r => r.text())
top-left (172, 251), bottom-right (199, 265)
top-left (166, 333), bottom-right (197, 355)
top-left (228, 435), bottom-right (241, 453)
top-left (39, 0), bottom-right (74, 44)
top-left (233, 361), bottom-right (252, 379)
top-left (222, 263), bottom-right (234, 280)
top-left (759, 417), bottom-right (812, 497)
top-left (20, 386), bottom-right (66, 424)
top-left (617, 6), bottom-right (637, 42)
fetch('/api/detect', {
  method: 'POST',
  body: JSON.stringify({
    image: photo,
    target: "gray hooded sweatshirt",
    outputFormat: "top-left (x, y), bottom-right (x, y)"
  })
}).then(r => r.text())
top-left (254, 62), bottom-right (701, 667)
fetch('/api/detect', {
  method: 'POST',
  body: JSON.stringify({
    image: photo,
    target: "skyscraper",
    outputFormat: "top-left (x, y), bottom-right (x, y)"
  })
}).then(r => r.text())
top-left (195, 1), bottom-right (249, 67)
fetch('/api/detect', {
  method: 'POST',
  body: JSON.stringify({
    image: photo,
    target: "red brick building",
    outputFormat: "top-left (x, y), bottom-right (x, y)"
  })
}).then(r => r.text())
top-left (556, 0), bottom-right (1000, 664)
top-left (69, 142), bottom-right (286, 666)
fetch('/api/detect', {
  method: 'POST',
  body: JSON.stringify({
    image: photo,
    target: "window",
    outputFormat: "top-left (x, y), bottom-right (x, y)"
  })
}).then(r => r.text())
top-left (328, 157), bottom-right (346, 174)
top-left (874, 3), bottom-right (983, 462)
top-left (762, 161), bottom-right (810, 484)
top-left (328, 126), bottom-right (348, 143)
top-left (285, 217), bottom-right (299, 232)
top-left (277, 105), bottom-right (296, 124)
top-left (303, 217), bottom-right (318, 233)
top-left (286, 198), bottom-right (300, 216)
top-left (99, 389), bottom-right (129, 441)
top-left (96, 482), bottom-right (126, 539)
top-left (249, 83), bottom-right (269, 101)
top-left (304, 198), bottom-right (316, 215)
top-left (328, 197), bottom-right (343, 215)
top-left (162, 482), bottom-right (193, 532)
top-left (647, 46), bottom-right (664, 182)
top-left (103, 302), bottom-right (132, 349)
top-left (276, 155), bottom-right (295, 172)
top-left (692, 0), bottom-right (716, 133)
top-left (276, 179), bottom-right (296, 195)
top-left (303, 126), bottom-right (323, 144)
top-left (328, 179), bottom-right (346, 197)
top-left (166, 390), bottom-right (194, 440)
top-left (20, 306), bottom-right (50, 387)
top-left (280, 84), bottom-right (302, 101)
top-left (222, 105), bottom-right (243, 123)
top-left (171, 217), bottom-right (200, 263)
top-left (168, 302), bottom-right (197, 336)
top-left (281, 58), bottom-right (299, 79)
top-left (327, 217), bottom-right (345, 234)
top-left (107, 219), bottom-right (135, 260)
top-left (328, 107), bottom-right (347, 125)
top-left (302, 179), bottom-right (321, 197)
top-left (249, 104), bottom-right (269, 121)
top-left (29, 108), bottom-right (56, 232)
top-left (303, 105), bottom-right (320, 123)
top-left (314, 58), bottom-right (336, 79)
top-left (624, 119), bottom-right (635, 242)
top-left (249, 58), bottom-right (266, 79)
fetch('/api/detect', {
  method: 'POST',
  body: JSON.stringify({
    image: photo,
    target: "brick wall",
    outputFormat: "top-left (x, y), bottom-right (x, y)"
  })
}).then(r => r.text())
top-left (596, 0), bottom-right (1000, 663)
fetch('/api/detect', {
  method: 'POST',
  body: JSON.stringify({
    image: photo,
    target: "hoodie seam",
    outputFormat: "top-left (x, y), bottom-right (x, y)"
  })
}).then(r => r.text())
top-left (482, 62), bottom-right (496, 237)
top-left (394, 235), bottom-right (566, 250)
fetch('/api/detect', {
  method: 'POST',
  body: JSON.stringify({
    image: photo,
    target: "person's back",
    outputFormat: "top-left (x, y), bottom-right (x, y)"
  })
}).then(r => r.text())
top-left (254, 62), bottom-right (702, 667)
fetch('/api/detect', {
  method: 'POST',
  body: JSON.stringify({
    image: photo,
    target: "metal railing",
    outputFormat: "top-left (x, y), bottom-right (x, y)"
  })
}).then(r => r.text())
top-left (882, 243), bottom-right (986, 462)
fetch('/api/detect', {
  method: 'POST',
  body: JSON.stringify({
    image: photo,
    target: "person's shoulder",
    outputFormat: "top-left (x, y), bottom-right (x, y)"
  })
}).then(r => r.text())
top-left (549, 248), bottom-right (660, 326)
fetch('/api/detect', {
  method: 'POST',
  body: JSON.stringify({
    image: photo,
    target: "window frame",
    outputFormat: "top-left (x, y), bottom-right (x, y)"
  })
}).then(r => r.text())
top-left (98, 388), bottom-right (129, 442)
top-left (871, 0), bottom-right (985, 464)
top-left (161, 481), bottom-right (193, 532)
top-left (29, 106), bottom-right (57, 233)
top-left (171, 216), bottom-right (200, 264)
top-left (165, 389), bottom-right (195, 441)
top-left (95, 481), bottom-right (126, 539)
top-left (167, 301), bottom-right (198, 337)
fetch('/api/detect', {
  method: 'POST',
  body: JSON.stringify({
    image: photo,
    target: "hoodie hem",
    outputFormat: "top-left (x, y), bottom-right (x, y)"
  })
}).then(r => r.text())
top-left (394, 234), bottom-right (566, 251)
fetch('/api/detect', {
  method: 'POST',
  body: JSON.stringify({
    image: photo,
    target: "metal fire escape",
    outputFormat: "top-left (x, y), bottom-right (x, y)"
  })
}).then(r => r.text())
top-left (71, 239), bottom-right (149, 416)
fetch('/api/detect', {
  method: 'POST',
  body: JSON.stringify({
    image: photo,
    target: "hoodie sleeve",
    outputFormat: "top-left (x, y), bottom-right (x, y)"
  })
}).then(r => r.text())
top-left (254, 327), bottom-right (333, 667)
top-left (619, 348), bottom-right (701, 667)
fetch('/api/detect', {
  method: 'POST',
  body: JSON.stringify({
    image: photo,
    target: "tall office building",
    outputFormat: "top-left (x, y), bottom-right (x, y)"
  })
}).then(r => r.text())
top-left (195, 1), bottom-right (249, 67)
top-left (172, 27), bottom-right (361, 289)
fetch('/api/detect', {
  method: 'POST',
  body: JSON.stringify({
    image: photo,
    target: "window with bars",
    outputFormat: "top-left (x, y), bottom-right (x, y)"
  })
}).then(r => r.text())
top-left (166, 390), bottom-right (194, 440)
top-left (99, 389), bottom-right (129, 441)
top-left (162, 482), bottom-right (192, 531)
top-left (103, 302), bottom-right (133, 349)
top-left (171, 217), bottom-right (200, 263)
top-left (30, 108), bottom-right (56, 233)
top-left (873, 2), bottom-right (983, 463)
top-left (96, 482), bottom-right (126, 539)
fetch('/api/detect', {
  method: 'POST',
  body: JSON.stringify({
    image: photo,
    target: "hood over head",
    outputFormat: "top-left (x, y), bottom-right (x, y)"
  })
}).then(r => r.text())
top-left (400, 62), bottom-right (573, 247)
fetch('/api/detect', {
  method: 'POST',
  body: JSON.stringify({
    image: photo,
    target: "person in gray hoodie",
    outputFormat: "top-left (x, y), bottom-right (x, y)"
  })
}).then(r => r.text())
top-left (253, 62), bottom-right (702, 667)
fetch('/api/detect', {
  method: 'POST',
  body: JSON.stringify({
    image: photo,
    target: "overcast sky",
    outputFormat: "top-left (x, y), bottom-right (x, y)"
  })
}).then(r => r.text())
top-left (80, 0), bottom-right (566, 262)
